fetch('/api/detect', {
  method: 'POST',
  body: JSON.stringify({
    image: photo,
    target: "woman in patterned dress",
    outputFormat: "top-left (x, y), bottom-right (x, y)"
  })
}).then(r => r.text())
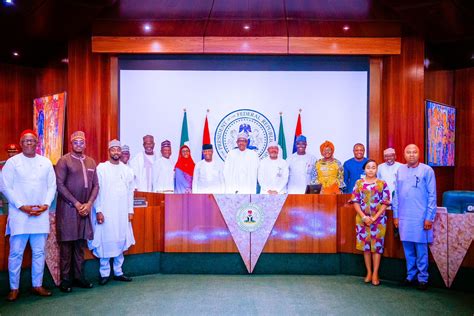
top-left (351, 159), bottom-right (390, 286)
top-left (313, 140), bottom-right (345, 194)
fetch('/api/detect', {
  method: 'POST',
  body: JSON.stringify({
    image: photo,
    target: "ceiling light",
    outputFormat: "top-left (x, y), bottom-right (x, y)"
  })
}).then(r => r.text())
top-left (143, 23), bottom-right (152, 32)
top-left (12, 51), bottom-right (19, 57)
top-left (243, 25), bottom-right (250, 30)
top-left (343, 25), bottom-right (350, 31)
top-left (4, 0), bottom-right (14, 5)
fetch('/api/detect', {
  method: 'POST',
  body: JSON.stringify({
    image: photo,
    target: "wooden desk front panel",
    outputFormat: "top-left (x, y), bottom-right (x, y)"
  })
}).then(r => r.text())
top-left (263, 195), bottom-right (337, 253)
top-left (164, 194), bottom-right (238, 253)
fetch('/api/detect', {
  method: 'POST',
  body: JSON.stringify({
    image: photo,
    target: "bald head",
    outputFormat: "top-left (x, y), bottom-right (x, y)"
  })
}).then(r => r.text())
top-left (404, 144), bottom-right (420, 167)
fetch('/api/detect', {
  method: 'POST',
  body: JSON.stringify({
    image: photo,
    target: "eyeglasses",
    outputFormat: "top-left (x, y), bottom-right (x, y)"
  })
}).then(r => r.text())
top-left (21, 139), bottom-right (37, 144)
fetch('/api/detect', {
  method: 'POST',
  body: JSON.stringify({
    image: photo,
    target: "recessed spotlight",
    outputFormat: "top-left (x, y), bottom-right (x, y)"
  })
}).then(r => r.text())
top-left (12, 51), bottom-right (19, 57)
top-left (424, 58), bottom-right (430, 69)
top-left (143, 23), bottom-right (152, 32)
top-left (243, 25), bottom-right (250, 30)
top-left (343, 25), bottom-right (350, 31)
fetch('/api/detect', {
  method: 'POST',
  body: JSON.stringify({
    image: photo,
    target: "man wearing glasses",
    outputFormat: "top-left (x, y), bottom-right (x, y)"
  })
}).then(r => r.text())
top-left (55, 131), bottom-right (99, 292)
top-left (2, 130), bottom-right (56, 301)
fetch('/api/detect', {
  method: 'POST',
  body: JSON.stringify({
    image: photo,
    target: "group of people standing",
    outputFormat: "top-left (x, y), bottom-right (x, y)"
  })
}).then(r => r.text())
top-left (125, 133), bottom-right (370, 195)
top-left (0, 128), bottom-right (437, 302)
top-left (1, 130), bottom-right (135, 302)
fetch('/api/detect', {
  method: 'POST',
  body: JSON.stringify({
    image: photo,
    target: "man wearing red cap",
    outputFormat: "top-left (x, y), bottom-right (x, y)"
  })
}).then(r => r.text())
top-left (2, 130), bottom-right (56, 301)
top-left (55, 131), bottom-right (99, 292)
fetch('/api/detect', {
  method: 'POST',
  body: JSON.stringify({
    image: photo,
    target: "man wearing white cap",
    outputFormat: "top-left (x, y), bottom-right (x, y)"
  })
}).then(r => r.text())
top-left (130, 135), bottom-right (157, 192)
top-left (223, 132), bottom-right (259, 194)
top-left (377, 148), bottom-right (402, 200)
top-left (89, 139), bottom-right (135, 285)
top-left (258, 142), bottom-right (289, 194)
top-left (120, 145), bottom-right (131, 167)
top-left (152, 140), bottom-right (175, 193)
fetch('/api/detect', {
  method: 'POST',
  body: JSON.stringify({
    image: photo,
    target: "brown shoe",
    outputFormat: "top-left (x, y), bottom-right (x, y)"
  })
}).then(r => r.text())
top-left (6, 290), bottom-right (19, 302)
top-left (31, 286), bottom-right (52, 297)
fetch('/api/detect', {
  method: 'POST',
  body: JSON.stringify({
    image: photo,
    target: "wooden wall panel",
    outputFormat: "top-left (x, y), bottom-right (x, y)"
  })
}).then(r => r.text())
top-left (381, 37), bottom-right (425, 162)
top-left (368, 57), bottom-right (383, 163)
top-left (424, 70), bottom-right (455, 203)
top-left (453, 67), bottom-right (474, 191)
top-left (289, 37), bottom-right (401, 55)
top-left (68, 37), bottom-right (118, 162)
top-left (0, 64), bottom-right (36, 161)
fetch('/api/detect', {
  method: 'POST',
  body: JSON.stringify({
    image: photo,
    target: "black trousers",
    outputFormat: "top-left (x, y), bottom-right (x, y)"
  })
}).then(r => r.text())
top-left (60, 239), bottom-right (86, 282)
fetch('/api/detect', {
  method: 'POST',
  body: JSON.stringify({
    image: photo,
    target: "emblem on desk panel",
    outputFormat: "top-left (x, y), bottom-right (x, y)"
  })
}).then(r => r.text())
top-left (214, 109), bottom-right (276, 161)
top-left (237, 203), bottom-right (264, 232)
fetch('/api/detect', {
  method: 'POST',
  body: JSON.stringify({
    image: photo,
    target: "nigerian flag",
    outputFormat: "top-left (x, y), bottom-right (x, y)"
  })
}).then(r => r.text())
top-left (278, 113), bottom-right (287, 159)
top-left (180, 110), bottom-right (189, 146)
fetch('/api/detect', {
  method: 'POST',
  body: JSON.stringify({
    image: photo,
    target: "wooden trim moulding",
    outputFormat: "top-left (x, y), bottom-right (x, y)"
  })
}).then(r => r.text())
top-left (204, 37), bottom-right (288, 54)
top-left (92, 36), bottom-right (401, 55)
top-left (92, 36), bottom-right (204, 53)
top-left (289, 37), bottom-right (401, 55)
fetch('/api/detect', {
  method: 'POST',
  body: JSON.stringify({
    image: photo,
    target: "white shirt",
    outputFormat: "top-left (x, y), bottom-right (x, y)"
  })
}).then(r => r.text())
top-left (224, 148), bottom-right (259, 194)
top-left (192, 159), bottom-right (225, 194)
top-left (258, 157), bottom-right (289, 194)
top-left (152, 157), bottom-right (175, 193)
top-left (2, 154), bottom-right (57, 236)
top-left (377, 161), bottom-right (402, 199)
top-left (287, 152), bottom-right (316, 194)
top-left (89, 161), bottom-right (135, 258)
top-left (129, 152), bottom-right (157, 192)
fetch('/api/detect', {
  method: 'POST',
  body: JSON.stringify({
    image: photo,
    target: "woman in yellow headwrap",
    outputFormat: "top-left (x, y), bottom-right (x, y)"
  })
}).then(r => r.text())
top-left (313, 141), bottom-right (345, 194)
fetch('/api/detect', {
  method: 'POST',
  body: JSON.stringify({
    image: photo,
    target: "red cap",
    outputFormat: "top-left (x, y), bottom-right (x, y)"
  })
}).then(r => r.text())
top-left (20, 129), bottom-right (37, 140)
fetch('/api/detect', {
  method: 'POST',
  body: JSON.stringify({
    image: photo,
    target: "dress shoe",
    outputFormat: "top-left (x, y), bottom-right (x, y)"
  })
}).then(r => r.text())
top-left (31, 286), bottom-right (52, 297)
top-left (59, 281), bottom-right (72, 293)
top-left (113, 275), bottom-right (132, 282)
top-left (399, 278), bottom-right (417, 287)
top-left (417, 282), bottom-right (428, 291)
top-left (73, 278), bottom-right (93, 289)
top-left (99, 277), bottom-right (109, 286)
top-left (6, 290), bottom-right (19, 302)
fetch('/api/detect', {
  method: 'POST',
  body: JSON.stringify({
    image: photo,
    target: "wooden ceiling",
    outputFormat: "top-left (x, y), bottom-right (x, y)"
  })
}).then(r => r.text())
top-left (1, 0), bottom-right (472, 68)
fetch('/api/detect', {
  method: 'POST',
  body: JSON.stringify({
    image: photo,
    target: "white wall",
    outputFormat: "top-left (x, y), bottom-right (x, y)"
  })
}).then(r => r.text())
top-left (120, 70), bottom-right (368, 163)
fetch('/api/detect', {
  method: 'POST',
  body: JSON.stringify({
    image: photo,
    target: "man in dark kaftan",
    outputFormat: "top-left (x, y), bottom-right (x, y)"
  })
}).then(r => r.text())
top-left (55, 131), bottom-right (99, 292)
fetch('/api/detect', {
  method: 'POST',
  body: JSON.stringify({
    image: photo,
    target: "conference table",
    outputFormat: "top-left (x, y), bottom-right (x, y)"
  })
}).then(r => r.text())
top-left (0, 193), bottom-right (473, 286)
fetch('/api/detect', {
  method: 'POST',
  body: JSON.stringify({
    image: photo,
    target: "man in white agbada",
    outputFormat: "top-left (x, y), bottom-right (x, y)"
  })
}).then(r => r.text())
top-left (192, 144), bottom-right (225, 193)
top-left (287, 135), bottom-right (316, 194)
top-left (153, 140), bottom-right (175, 193)
top-left (224, 132), bottom-right (259, 194)
top-left (89, 139), bottom-right (135, 285)
top-left (2, 130), bottom-right (56, 301)
top-left (129, 135), bottom-right (157, 192)
top-left (258, 142), bottom-right (289, 194)
top-left (377, 148), bottom-right (402, 200)
top-left (120, 144), bottom-right (131, 167)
